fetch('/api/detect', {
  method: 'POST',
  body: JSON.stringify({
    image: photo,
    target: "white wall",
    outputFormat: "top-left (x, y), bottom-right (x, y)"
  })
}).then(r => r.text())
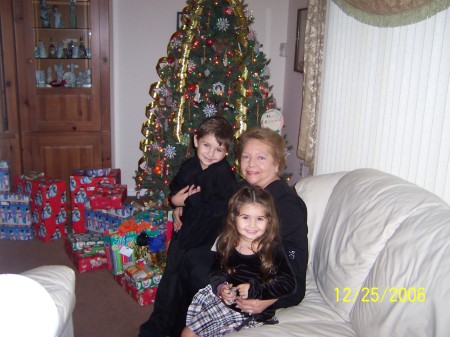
top-left (282, 0), bottom-right (308, 184)
top-left (112, 0), bottom-right (292, 190)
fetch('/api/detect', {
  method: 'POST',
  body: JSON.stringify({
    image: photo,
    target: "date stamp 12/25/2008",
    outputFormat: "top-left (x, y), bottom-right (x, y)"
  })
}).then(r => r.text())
top-left (334, 287), bottom-right (426, 303)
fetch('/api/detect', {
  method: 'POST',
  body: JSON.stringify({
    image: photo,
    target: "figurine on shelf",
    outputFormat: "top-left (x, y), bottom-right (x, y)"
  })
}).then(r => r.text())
top-left (37, 40), bottom-right (47, 58)
top-left (46, 67), bottom-right (53, 84)
top-left (68, 0), bottom-right (77, 29)
top-left (53, 5), bottom-right (63, 28)
top-left (40, 0), bottom-right (51, 28)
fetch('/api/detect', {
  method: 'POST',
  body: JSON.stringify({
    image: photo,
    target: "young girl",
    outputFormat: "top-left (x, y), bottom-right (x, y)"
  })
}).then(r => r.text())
top-left (182, 185), bottom-right (296, 337)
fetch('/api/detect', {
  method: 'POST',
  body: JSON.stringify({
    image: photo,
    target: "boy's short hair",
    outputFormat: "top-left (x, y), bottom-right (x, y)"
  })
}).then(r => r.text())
top-left (196, 117), bottom-right (234, 151)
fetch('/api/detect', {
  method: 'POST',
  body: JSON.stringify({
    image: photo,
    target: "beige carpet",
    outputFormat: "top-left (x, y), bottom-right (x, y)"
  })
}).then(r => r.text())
top-left (0, 238), bottom-right (153, 337)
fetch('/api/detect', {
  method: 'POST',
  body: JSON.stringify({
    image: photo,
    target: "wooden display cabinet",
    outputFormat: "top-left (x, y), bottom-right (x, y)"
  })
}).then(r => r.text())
top-left (12, 0), bottom-right (111, 184)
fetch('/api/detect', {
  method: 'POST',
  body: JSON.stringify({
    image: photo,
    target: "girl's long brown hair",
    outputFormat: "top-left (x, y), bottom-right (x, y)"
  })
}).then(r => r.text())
top-left (216, 185), bottom-right (281, 281)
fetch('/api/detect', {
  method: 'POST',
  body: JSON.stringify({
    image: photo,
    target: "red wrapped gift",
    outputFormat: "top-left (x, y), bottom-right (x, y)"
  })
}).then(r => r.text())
top-left (70, 168), bottom-right (121, 233)
top-left (89, 184), bottom-right (127, 210)
top-left (12, 171), bottom-right (45, 195)
top-left (124, 281), bottom-right (158, 306)
top-left (71, 249), bottom-right (108, 273)
top-left (113, 273), bottom-right (157, 306)
top-left (33, 222), bottom-right (67, 242)
top-left (30, 177), bottom-right (68, 242)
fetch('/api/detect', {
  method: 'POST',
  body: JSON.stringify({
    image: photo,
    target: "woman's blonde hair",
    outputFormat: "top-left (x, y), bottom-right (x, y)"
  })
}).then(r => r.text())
top-left (216, 185), bottom-right (281, 281)
top-left (235, 127), bottom-right (286, 173)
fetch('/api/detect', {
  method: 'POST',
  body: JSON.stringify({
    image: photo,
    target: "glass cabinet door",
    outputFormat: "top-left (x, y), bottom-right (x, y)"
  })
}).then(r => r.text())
top-left (32, 0), bottom-right (92, 89)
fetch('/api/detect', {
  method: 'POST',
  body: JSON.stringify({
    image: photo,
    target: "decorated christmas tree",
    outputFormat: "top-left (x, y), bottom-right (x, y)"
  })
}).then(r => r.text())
top-left (135, 0), bottom-right (279, 206)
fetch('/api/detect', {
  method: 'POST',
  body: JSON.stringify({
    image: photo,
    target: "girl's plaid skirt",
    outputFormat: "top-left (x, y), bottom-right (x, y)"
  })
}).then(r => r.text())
top-left (186, 285), bottom-right (263, 337)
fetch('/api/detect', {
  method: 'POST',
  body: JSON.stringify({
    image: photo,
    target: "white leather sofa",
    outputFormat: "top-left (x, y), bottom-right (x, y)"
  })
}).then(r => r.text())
top-left (0, 265), bottom-right (76, 337)
top-left (229, 169), bottom-right (450, 337)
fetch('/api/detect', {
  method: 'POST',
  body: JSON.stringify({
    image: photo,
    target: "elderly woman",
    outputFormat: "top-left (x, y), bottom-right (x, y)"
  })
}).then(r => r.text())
top-left (139, 127), bottom-right (308, 337)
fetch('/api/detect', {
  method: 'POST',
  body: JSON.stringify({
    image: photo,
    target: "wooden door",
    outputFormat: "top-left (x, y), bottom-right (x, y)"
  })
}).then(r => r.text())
top-left (0, 0), bottom-right (23, 177)
top-left (12, 0), bottom-right (111, 184)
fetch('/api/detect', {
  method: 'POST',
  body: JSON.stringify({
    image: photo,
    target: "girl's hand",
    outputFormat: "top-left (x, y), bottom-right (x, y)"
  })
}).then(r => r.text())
top-left (173, 207), bottom-right (183, 231)
top-left (219, 283), bottom-right (237, 305)
top-left (236, 283), bottom-right (250, 300)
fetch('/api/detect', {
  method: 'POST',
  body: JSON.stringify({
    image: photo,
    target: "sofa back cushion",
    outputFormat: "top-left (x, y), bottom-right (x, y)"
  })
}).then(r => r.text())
top-left (294, 171), bottom-right (347, 266)
top-left (313, 169), bottom-right (447, 322)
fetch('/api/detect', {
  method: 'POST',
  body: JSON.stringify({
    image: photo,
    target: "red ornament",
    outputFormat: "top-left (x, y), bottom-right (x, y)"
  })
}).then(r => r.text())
top-left (187, 84), bottom-right (196, 92)
top-left (167, 57), bottom-right (174, 64)
top-left (206, 38), bottom-right (214, 46)
top-left (153, 159), bottom-right (164, 175)
top-left (184, 93), bottom-right (189, 99)
top-left (228, 89), bottom-right (233, 95)
top-left (225, 7), bottom-right (232, 15)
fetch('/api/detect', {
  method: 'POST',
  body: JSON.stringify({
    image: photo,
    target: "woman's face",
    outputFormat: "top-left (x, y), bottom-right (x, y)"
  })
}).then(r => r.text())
top-left (240, 138), bottom-right (279, 188)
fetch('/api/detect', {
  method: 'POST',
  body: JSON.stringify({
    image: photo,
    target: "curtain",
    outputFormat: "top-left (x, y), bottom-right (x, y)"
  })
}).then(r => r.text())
top-left (297, 0), bottom-right (450, 172)
top-left (296, 0), bottom-right (327, 171)
top-left (315, 3), bottom-right (450, 204)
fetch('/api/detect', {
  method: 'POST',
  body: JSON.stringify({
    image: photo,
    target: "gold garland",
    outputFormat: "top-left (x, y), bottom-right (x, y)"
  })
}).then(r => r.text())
top-left (174, 1), bottom-right (205, 142)
top-left (231, 0), bottom-right (250, 137)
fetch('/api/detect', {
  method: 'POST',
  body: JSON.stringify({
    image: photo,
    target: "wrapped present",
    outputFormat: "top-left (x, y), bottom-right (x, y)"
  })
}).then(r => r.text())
top-left (70, 168), bottom-right (121, 233)
top-left (123, 260), bottom-right (163, 290)
top-left (13, 172), bottom-right (45, 195)
top-left (103, 230), bottom-right (138, 275)
top-left (29, 177), bottom-right (68, 242)
top-left (102, 209), bottom-right (168, 275)
top-left (65, 232), bottom-right (107, 272)
top-left (84, 202), bottom-right (138, 233)
top-left (0, 160), bottom-right (10, 192)
top-left (113, 273), bottom-right (158, 306)
top-left (1, 192), bottom-right (31, 226)
top-left (65, 232), bottom-right (104, 251)
top-left (71, 249), bottom-right (108, 273)
top-left (0, 192), bottom-right (34, 240)
top-left (89, 183), bottom-right (127, 210)
top-left (0, 224), bottom-right (35, 240)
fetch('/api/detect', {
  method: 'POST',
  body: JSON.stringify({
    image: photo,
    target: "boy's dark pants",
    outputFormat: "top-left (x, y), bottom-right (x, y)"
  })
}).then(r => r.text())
top-left (138, 241), bottom-right (214, 337)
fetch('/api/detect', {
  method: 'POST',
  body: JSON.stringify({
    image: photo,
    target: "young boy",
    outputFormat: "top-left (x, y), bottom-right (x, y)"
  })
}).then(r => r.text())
top-left (139, 116), bottom-right (236, 337)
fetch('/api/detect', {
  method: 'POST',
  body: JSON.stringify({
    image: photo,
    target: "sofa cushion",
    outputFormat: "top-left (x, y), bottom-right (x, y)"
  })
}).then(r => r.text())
top-left (227, 272), bottom-right (357, 337)
top-left (351, 201), bottom-right (450, 336)
top-left (313, 169), bottom-right (445, 321)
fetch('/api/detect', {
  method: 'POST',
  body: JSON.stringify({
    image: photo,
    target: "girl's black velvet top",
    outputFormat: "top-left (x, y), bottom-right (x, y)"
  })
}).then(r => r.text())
top-left (209, 244), bottom-right (296, 321)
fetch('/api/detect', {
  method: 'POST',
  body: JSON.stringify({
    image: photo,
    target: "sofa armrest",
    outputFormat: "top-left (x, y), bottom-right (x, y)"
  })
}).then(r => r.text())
top-left (22, 265), bottom-right (76, 337)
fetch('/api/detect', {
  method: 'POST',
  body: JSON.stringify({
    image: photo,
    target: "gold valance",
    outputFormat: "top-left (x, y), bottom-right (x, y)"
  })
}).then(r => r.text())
top-left (332, 0), bottom-right (450, 26)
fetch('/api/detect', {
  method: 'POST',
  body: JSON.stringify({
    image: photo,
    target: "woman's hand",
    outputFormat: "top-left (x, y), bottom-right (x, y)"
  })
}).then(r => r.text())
top-left (173, 207), bottom-right (183, 232)
top-left (235, 298), bottom-right (277, 315)
top-left (236, 283), bottom-right (250, 300)
top-left (170, 186), bottom-right (190, 206)
top-left (171, 185), bottom-right (201, 207)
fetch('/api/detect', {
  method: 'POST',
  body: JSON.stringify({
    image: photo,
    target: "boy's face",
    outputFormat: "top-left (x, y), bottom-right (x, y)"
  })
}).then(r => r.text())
top-left (194, 134), bottom-right (227, 170)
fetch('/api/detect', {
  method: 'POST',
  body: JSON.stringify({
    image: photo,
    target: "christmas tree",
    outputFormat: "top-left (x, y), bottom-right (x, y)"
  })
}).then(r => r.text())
top-left (135, 0), bottom-right (278, 206)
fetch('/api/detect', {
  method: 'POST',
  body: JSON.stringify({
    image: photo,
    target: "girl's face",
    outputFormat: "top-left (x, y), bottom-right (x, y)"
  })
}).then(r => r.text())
top-left (240, 139), bottom-right (279, 188)
top-left (194, 134), bottom-right (227, 170)
top-left (236, 203), bottom-right (269, 244)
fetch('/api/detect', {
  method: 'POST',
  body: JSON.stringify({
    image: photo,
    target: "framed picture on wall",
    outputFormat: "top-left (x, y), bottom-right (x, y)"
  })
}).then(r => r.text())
top-left (177, 12), bottom-right (183, 30)
top-left (294, 8), bottom-right (308, 73)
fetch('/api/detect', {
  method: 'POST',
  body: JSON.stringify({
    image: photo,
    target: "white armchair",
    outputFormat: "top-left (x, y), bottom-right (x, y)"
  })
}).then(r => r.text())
top-left (0, 265), bottom-right (76, 337)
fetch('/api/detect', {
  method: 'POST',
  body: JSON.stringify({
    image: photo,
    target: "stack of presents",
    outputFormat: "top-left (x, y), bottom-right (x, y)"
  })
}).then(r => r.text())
top-left (0, 160), bottom-right (173, 306)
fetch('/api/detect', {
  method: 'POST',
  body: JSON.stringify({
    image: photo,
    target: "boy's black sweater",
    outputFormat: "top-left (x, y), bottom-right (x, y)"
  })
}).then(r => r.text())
top-left (169, 156), bottom-right (236, 250)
